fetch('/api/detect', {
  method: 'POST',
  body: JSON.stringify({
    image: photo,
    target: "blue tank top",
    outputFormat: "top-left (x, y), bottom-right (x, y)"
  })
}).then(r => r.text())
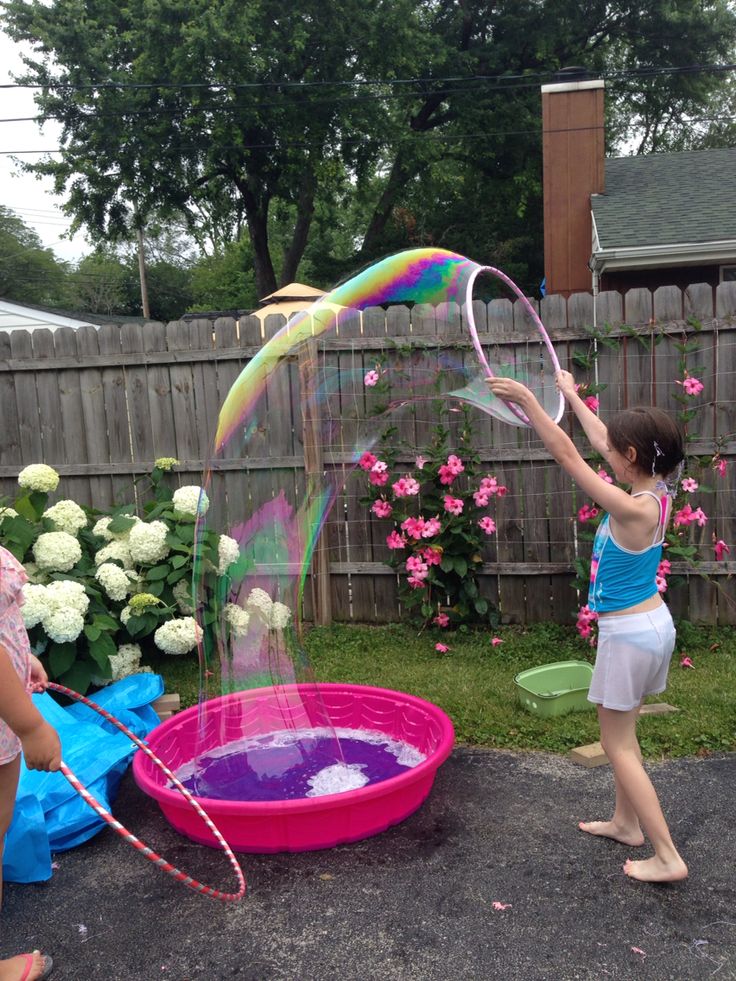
top-left (588, 491), bottom-right (669, 614)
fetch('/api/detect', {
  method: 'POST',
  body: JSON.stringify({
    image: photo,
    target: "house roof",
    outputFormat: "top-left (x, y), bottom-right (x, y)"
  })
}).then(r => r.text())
top-left (591, 147), bottom-right (736, 253)
top-left (258, 282), bottom-right (325, 304)
top-left (0, 299), bottom-right (97, 332)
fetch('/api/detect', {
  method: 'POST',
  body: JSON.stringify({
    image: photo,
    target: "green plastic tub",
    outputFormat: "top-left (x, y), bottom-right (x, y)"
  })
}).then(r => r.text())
top-left (514, 660), bottom-right (594, 718)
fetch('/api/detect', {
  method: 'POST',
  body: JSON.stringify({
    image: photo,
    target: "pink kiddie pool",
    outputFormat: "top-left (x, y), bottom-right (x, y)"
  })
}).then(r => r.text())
top-left (133, 683), bottom-right (455, 853)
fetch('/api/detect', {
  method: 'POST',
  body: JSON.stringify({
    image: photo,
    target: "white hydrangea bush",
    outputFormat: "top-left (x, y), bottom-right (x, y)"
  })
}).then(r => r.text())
top-left (0, 460), bottom-right (260, 691)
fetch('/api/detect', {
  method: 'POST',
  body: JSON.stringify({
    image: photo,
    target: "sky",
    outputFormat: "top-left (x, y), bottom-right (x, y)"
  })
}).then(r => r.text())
top-left (1, 30), bottom-right (90, 263)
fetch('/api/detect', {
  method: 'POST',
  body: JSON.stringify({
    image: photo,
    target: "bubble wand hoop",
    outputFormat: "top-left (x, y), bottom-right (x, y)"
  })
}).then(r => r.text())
top-left (464, 265), bottom-right (564, 426)
top-left (46, 682), bottom-right (246, 902)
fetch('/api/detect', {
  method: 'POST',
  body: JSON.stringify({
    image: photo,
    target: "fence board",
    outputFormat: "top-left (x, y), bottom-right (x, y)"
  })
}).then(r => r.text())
top-left (0, 331), bottom-right (22, 502)
top-left (53, 326), bottom-right (91, 507)
top-left (75, 325), bottom-right (113, 507)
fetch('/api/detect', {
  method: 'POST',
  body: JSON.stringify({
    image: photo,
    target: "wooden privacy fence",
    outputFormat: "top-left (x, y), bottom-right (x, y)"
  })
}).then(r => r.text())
top-left (0, 281), bottom-right (734, 626)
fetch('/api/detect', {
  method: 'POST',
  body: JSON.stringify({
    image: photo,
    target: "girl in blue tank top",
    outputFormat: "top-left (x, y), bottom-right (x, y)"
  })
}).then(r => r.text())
top-left (488, 369), bottom-right (686, 885)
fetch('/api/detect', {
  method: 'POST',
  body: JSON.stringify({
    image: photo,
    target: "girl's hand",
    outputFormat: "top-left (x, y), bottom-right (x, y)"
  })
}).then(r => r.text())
top-left (21, 720), bottom-right (61, 771)
top-left (487, 376), bottom-right (533, 407)
top-left (555, 370), bottom-right (578, 399)
top-left (28, 653), bottom-right (49, 693)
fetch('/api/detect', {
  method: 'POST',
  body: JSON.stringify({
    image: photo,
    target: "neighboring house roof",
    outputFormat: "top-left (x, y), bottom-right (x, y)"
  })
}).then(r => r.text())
top-left (0, 299), bottom-right (97, 332)
top-left (259, 282), bottom-right (325, 304)
top-left (0, 299), bottom-right (149, 332)
top-left (591, 146), bottom-right (736, 271)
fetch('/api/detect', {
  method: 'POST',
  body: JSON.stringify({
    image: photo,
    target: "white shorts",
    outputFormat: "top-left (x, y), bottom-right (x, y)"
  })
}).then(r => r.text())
top-left (588, 604), bottom-right (676, 712)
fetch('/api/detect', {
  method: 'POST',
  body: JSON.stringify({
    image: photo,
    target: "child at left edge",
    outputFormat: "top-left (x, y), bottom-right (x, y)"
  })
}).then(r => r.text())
top-left (0, 545), bottom-right (59, 981)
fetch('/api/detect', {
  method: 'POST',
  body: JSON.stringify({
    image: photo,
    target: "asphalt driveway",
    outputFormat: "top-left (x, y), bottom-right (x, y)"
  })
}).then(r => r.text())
top-left (2, 748), bottom-right (734, 980)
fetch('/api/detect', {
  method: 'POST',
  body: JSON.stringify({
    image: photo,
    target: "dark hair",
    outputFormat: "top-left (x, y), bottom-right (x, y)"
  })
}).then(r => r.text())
top-left (607, 407), bottom-right (684, 477)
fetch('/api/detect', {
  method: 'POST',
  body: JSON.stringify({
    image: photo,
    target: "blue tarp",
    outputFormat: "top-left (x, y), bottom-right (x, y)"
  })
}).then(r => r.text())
top-left (3, 673), bottom-right (164, 883)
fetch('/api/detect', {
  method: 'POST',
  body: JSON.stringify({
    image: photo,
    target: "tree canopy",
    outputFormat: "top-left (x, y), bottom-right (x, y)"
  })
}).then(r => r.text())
top-left (5, 0), bottom-right (736, 298)
top-left (0, 206), bottom-right (69, 306)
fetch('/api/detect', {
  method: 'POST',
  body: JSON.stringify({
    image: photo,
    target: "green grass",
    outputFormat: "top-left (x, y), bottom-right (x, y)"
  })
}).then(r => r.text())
top-left (148, 621), bottom-right (736, 760)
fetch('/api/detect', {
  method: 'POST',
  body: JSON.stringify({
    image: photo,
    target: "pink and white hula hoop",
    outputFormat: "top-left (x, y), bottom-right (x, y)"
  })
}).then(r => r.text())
top-left (47, 682), bottom-right (246, 902)
top-left (464, 265), bottom-right (564, 426)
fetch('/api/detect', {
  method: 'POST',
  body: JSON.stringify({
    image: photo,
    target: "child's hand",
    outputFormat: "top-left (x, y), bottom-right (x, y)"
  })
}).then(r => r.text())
top-left (21, 720), bottom-right (62, 771)
top-left (555, 370), bottom-right (578, 399)
top-left (28, 653), bottom-right (49, 693)
top-left (487, 375), bottom-right (532, 407)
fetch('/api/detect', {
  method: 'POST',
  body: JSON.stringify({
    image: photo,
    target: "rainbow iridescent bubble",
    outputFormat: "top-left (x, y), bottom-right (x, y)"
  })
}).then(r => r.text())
top-left (190, 248), bottom-right (561, 801)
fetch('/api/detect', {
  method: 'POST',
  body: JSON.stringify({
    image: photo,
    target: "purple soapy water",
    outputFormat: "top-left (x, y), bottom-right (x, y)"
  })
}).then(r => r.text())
top-left (176, 728), bottom-right (425, 802)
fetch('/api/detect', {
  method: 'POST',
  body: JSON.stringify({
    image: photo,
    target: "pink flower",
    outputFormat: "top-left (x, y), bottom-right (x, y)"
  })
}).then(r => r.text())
top-left (415, 455), bottom-right (427, 470)
top-left (584, 395), bottom-right (599, 412)
top-left (358, 451), bottom-right (377, 471)
top-left (371, 499), bottom-right (393, 518)
top-left (408, 576), bottom-right (427, 589)
top-left (392, 476), bottom-right (420, 497)
top-left (401, 516), bottom-right (426, 540)
top-left (492, 901), bottom-right (511, 911)
top-left (680, 655), bottom-right (695, 669)
top-left (480, 476), bottom-right (498, 493)
top-left (714, 539), bottom-right (730, 561)
top-left (713, 457), bottom-right (727, 477)
top-left (422, 546), bottom-right (442, 566)
top-left (597, 469), bottom-right (613, 484)
top-left (655, 574), bottom-right (668, 593)
top-left (657, 559), bottom-right (671, 576)
top-left (473, 490), bottom-right (490, 507)
top-left (406, 554), bottom-right (428, 576)
top-left (369, 469), bottom-right (389, 487)
top-left (433, 613), bottom-right (450, 628)
top-left (422, 517), bottom-right (442, 538)
top-left (364, 369), bottom-right (380, 387)
top-left (478, 516), bottom-right (497, 534)
top-left (679, 375), bottom-right (704, 396)
top-left (435, 643), bottom-right (450, 654)
top-left (576, 605), bottom-right (598, 641)
top-left (443, 495), bottom-right (464, 516)
top-left (386, 530), bottom-right (407, 550)
top-left (681, 477), bottom-right (699, 493)
top-left (692, 507), bottom-right (708, 527)
top-left (495, 484), bottom-right (508, 498)
top-left (446, 454), bottom-right (465, 475)
top-left (674, 503), bottom-right (694, 527)
top-left (577, 504), bottom-right (599, 523)
top-left (491, 637), bottom-right (503, 647)
top-left (438, 464), bottom-right (456, 485)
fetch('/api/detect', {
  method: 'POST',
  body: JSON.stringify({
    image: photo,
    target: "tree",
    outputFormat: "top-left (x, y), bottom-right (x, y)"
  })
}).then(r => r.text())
top-left (0, 206), bottom-right (70, 306)
top-left (5, 1), bottom-right (736, 298)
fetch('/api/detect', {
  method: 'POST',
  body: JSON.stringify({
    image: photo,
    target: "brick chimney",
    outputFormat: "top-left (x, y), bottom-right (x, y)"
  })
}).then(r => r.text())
top-left (542, 69), bottom-right (605, 297)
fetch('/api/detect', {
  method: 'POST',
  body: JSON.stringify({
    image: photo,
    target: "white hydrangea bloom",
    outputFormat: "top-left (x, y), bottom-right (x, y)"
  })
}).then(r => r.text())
top-left (245, 587), bottom-right (273, 624)
top-left (0, 507), bottom-right (18, 520)
top-left (23, 562), bottom-right (40, 582)
top-left (154, 457), bottom-right (179, 471)
top-left (128, 521), bottom-right (170, 564)
top-left (270, 602), bottom-right (291, 630)
top-left (153, 616), bottom-right (202, 655)
top-left (95, 562), bottom-right (133, 602)
top-left (172, 579), bottom-right (194, 615)
top-left (92, 516), bottom-right (115, 541)
top-left (20, 583), bottom-right (48, 629)
top-left (43, 499), bottom-right (88, 534)
top-left (45, 579), bottom-right (89, 616)
top-left (217, 535), bottom-right (240, 574)
top-left (120, 605), bottom-right (132, 625)
top-left (43, 606), bottom-right (84, 643)
top-left (94, 643), bottom-right (154, 686)
top-left (224, 603), bottom-right (250, 637)
top-left (18, 464), bottom-right (60, 493)
top-left (33, 531), bottom-right (82, 572)
top-left (95, 540), bottom-right (134, 569)
top-left (172, 485), bottom-right (210, 516)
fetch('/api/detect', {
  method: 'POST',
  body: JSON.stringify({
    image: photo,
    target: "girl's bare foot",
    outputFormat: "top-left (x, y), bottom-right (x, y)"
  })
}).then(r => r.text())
top-left (623, 855), bottom-right (688, 882)
top-left (578, 820), bottom-right (645, 847)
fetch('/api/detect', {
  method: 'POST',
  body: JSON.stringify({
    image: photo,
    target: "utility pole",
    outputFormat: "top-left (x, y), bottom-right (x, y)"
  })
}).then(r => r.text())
top-left (136, 225), bottom-right (151, 319)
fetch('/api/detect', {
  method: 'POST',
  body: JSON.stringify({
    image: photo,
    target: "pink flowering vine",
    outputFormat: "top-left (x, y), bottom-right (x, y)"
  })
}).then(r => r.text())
top-left (435, 643), bottom-right (450, 654)
top-left (713, 456), bottom-right (727, 478)
top-left (364, 369), bottom-right (380, 387)
top-left (433, 613), bottom-right (449, 628)
top-left (681, 477), bottom-right (699, 493)
top-left (478, 516), bottom-right (497, 535)
top-left (584, 395), bottom-right (600, 413)
top-left (491, 636), bottom-right (503, 647)
top-left (358, 451), bottom-right (377, 471)
top-left (371, 499), bottom-right (393, 518)
top-left (677, 373), bottom-right (705, 396)
top-left (443, 495), bottom-right (464, 516)
top-left (680, 655), bottom-right (695, 669)
top-left (597, 468), bottom-right (613, 483)
top-left (577, 503), bottom-right (599, 523)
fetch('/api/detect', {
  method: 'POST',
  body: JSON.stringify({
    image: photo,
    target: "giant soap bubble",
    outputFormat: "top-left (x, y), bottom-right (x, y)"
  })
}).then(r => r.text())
top-left (166, 248), bottom-right (561, 847)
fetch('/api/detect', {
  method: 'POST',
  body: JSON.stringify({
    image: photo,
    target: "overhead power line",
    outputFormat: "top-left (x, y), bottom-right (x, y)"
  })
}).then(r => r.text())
top-left (1, 62), bottom-right (735, 91)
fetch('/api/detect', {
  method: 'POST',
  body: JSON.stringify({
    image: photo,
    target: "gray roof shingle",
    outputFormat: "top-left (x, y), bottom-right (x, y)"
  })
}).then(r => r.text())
top-left (591, 146), bottom-right (736, 250)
